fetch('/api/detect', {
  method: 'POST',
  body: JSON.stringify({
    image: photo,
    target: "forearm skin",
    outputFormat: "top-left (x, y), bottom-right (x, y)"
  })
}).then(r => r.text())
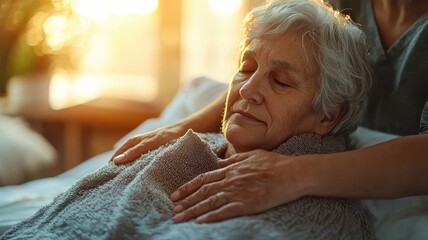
top-left (176, 90), bottom-right (227, 134)
top-left (299, 134), bottom-right (428, 199)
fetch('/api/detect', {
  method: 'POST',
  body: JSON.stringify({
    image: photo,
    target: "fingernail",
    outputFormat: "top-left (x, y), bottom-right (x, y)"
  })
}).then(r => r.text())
top-left (173, 204), bottom-right (183, 213)
top-left (170, 191), bottom-right (180, 201)
top-left (173, 213), bottom-right (184, 223)
top-left (113, 154), bottom-right (125, 164)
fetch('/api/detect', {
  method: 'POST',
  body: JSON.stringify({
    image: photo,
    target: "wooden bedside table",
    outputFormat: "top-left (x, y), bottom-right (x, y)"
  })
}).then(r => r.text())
top-left (5, 76), bottom-right (162, 171)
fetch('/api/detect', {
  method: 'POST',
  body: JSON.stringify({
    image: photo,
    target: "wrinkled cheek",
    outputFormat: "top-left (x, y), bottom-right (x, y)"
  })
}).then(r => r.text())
top-left (223, 118), bottom-right (238, 134)
top-left (224, 123), bottom-right (239, 145)
top-left (264, 125), bottom-right (290, 150)
top-left (226, 123), bottom-right (268, 152)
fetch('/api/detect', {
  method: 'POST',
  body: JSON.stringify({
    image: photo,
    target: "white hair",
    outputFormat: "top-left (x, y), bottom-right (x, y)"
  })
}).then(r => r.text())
top-left (241, 0), bottom-right (371, 135)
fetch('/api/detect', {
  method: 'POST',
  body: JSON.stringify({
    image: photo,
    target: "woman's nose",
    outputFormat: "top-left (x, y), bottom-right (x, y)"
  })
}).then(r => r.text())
top-left (239, 76), bottom-right (264, 104)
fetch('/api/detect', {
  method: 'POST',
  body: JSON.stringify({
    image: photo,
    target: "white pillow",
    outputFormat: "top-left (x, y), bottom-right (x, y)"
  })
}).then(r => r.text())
top-left (0, 115), bottom-right (57, 186)
top-left (349, 126), bottom-right (398, 149)
top-left (361, 196), bottom-right (428, 240)
top-left (114, 77), bottom-right (228, 148)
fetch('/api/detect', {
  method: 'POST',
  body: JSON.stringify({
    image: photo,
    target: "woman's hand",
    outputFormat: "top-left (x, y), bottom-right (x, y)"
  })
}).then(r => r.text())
top-left (170, 149), bottom-right (306, 223)
top-left (111, 124), bottom-right (185, 164)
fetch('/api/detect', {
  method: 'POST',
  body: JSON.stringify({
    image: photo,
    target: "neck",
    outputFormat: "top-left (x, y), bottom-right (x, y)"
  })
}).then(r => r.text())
top-left (373, 0), bottom-right (428, 50)
top-left (377, 0), bottom-right (425, 8)
top-left (375, 0), bottom-right (428, 17)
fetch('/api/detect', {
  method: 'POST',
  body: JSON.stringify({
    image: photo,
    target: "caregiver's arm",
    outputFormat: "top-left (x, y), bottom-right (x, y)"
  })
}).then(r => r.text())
top-left (171, 134), bottom-right (428, 223)
top-left (304, 134), bottom-right (428, 199)
top-left (112, 91), bottom-right (227, 164)
top-left (314, 102), bottom-right (428, 198)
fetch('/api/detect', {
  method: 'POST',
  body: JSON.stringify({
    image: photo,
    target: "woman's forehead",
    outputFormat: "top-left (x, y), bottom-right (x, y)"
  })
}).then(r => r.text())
top-left (242, 33), bottom-right (319, 77)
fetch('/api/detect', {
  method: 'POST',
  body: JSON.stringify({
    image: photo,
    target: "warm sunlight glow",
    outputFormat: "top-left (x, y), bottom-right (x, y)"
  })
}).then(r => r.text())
top-left (49, 70), bottom-right (73, 110)
top-left (71, 0), bottom-right (107, 21)
top-left (81, 33), bottom-right (107, 71)
top-left (46, 0), bottom-right (161, 109)
top-left (43, 14), bottom-right (68, 51)
top-left (72, 75), bottom-right (103, 103)
top-left (208, 0), bottom-right (242, 16)
top-left (101, 75), bottom-right (158, 102)
top-left (26, 12), bottom-right (49, 47)
top-left (49, 71), bottom-right (158, 110)
top-left (71, 0), bottom-right (158, 21)
top-left (49, 69), bottom-right (101, 110)
top-left (182, 0), bottom-right (244, 84)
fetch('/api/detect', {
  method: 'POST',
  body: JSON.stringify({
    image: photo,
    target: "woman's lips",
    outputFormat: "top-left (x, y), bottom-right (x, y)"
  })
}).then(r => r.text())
top-left (234, 110), bottom-right (263, 123)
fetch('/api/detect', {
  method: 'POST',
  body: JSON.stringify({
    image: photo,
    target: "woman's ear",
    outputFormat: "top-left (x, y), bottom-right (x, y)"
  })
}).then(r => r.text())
top-left (314, 106), bottom-right (346, 135)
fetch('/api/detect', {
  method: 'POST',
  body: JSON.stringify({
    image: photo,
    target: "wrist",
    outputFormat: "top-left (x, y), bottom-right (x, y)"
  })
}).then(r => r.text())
top-left (169, 120), bottom-right (189, 137)
top-left (291, 154), bottom-right (323, 198)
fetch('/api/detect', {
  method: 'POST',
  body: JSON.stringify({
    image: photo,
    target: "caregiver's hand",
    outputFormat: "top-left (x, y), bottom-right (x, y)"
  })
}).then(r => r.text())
top-left (111, 124), bottom-right (185, 164)
top-left (170, 149), bottom-right (306, 223)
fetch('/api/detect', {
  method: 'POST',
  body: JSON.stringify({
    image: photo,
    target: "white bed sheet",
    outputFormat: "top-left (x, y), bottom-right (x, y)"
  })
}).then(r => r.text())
top-left (0, 151), bottom-right (111, 234)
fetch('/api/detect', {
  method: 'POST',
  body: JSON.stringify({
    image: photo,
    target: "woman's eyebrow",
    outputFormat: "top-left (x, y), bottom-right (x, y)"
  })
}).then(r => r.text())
top-left (241, 49), bottom-right (302, 74)
top-left (273, 60), bottom-right (301, 74)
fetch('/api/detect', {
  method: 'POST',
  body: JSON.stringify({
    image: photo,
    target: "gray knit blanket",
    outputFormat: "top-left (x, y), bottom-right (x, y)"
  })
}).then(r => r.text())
top-left (1, 130), bottom-right (374, 240)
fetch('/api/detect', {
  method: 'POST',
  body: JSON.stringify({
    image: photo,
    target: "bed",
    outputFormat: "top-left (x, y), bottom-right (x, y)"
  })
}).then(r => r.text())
top-left (0, 77), bottom-right (427, 239)
top-left (0, 115), bottom-right (57, 186)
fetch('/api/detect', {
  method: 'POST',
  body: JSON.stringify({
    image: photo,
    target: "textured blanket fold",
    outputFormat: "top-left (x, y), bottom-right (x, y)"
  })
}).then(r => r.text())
top-left (1, 130), bottom-right (374, 240)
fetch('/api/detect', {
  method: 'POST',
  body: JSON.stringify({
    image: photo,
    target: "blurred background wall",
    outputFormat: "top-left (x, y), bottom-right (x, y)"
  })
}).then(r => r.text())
top-left (0, 0), bottom-right (264, 182)
top-left (0, 0), bottom-right (265, 106)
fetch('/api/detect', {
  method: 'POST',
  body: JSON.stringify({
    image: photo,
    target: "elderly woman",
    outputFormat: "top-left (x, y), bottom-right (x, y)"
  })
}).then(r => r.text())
top-left (168, 0), bottom-right (371, 224)
top-left (114, 0), bottom-right (428, 222)
top-left (114, 0), bottom-right (372, 221)
top-left (2, 0), bottom-right (373, 239)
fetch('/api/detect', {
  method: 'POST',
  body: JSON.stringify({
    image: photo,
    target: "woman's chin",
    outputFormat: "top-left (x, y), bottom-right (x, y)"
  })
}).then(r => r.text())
top-left (225, 130), bottom-right (259, 153)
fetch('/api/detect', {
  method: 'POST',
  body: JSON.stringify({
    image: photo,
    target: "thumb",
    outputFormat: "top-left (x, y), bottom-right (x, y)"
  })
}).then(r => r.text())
top-left (218, 152), bottom-right (248, 168)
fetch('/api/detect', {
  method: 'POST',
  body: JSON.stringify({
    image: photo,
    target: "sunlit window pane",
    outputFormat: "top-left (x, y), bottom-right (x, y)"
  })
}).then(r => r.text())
top-left (181, 0), bottom-right (244, 84)
top-left (208, 0), bottom-right (242, 16)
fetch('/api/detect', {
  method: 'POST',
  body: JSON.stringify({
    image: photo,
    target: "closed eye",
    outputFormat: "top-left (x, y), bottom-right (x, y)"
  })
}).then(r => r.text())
top-left (274, 79), bottom-right (290, 87)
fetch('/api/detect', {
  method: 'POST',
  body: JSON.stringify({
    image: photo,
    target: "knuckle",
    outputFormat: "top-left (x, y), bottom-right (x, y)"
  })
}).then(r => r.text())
top-left (228, 154), bottom-right (239, 162)
top-left (192, 174), bottom-right (206, 188)
top-left (178, 184), bottom-right (190, 195)
top-left (219, 192), bottom-right (230, 204)
top-left (198, 185), bottom-right (211, 198)
top-left (128, 136), bottom-right (141, 144)
top-left (178, 199), bottom-right (190, 209)
top-left (227, 176), bottom-right (241, 185)
top-left (123, 138), bottom-right (139, 149)
top-left (206, 197), bottom-right (218, 209)
top-left (178, 198), bottom-right (191, 209)
top-left (133, 145), bottom-right (146, 153)
top-left (231, 153), bottom-right (244, 162)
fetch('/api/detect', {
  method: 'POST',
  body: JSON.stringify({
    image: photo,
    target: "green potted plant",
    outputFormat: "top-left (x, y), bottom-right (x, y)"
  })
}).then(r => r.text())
top-left (0, 0), bottom-right (85, 97)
